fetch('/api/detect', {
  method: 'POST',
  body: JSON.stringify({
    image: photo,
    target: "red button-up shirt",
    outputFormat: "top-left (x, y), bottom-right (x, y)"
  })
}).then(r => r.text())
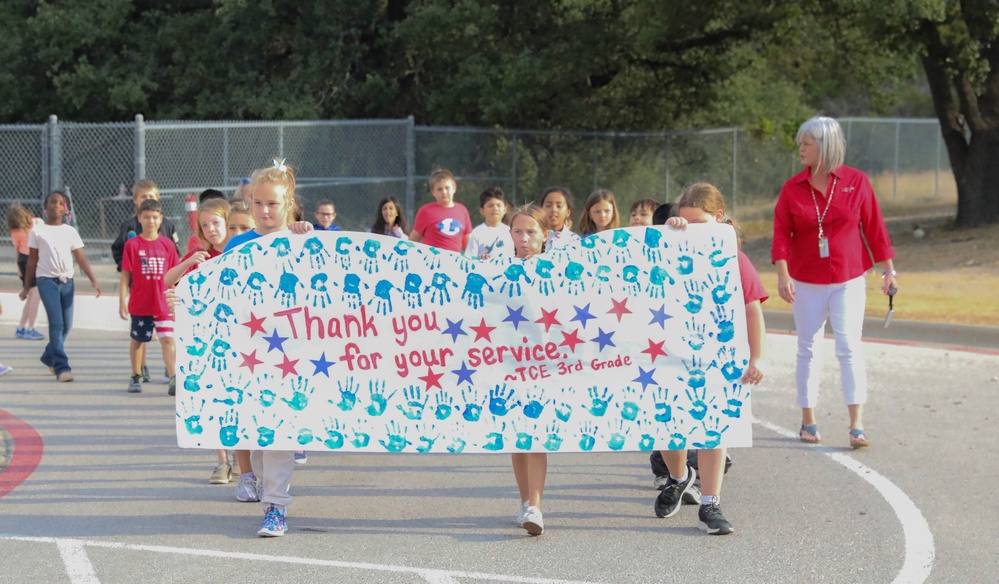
top-left (771, 165), bottom-right (894, 284)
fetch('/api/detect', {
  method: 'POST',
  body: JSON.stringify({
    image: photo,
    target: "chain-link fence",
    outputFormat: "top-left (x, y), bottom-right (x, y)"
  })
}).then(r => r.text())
top-left (1, 116), bottom-right (954, 250)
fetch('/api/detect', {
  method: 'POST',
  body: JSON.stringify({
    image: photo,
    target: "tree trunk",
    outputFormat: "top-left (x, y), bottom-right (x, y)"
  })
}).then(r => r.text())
top-left (953, 129), bottom-right (999, 227)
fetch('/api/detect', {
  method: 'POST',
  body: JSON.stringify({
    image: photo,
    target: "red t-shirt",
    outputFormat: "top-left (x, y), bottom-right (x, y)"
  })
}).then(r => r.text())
top-left (186, 234), bottom-right (201, 257)
top-left (123, 235), bottom-right (178, 318)
top-left (181, 246), bottom-right (222, 276)
top-left (738, 250), bottom-right (768, 305)
top-left (771, 165), bottom-right (894, 284)
top-left (412, 202), bottom-right (472, 252)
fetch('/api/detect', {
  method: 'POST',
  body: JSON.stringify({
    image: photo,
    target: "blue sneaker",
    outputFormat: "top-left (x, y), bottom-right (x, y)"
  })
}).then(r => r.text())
top-left (294, 451), bottom-right (307, 464)
top-left (23, 329), bottom-right (45, 341)
top-left (15, 328), bottom-right (25, 339)
top-left (257, 504), bottom-right (287, 537)
top-left (0, 365), bottom-right (12, 376)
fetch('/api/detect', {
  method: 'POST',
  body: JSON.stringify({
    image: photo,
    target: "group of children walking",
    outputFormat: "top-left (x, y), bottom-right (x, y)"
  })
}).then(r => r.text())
top-left (6, 160), bottom-right (765, 540)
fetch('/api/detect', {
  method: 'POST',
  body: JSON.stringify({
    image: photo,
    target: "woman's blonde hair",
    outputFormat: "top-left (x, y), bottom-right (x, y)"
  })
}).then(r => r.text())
top-left (677, 182), bottom-right (742, 247)
top-left (196, 198), bottom-right (231, 250)
top-left (6, 203), bottom-right (34, 232)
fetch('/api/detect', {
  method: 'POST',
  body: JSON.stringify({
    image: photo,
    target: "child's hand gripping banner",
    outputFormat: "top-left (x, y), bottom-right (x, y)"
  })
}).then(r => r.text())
top-left (175, 224), bottom-right (753, 453)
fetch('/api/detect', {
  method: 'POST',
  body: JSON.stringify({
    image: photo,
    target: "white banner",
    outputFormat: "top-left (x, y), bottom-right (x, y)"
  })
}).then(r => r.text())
top-left (175, 224), bottom-right (752, 453)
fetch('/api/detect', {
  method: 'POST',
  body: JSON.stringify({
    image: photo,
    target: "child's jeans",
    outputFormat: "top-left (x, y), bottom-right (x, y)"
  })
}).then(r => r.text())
top-left (37, 277), bottom-right (74, 375)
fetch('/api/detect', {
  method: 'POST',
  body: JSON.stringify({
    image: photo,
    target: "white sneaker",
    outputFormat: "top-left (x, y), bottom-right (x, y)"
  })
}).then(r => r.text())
top-left (236, 472), bottom-right (260, 502)
top-left (515, 501), bottom-right (530, 526)
top-left (522, 506), bottom-right (544, 536)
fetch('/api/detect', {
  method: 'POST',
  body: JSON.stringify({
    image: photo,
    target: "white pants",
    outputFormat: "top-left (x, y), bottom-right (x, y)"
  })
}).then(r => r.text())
top-left (251, 450), bottom-right (295, 508)
top-left (792, 276), bottom-right (868, 408)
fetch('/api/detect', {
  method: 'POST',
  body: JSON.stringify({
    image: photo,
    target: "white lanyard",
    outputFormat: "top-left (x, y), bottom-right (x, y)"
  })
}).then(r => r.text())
top-left (809, 174), bottom-right (837, 241)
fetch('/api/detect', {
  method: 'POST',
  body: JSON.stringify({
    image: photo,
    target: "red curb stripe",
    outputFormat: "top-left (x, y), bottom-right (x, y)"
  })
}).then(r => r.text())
top-left (0, 408), bottom-right (43, 499)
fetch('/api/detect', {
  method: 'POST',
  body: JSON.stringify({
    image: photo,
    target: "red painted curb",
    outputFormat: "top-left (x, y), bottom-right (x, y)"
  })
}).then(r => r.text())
top-left (0, 408), bottom-right (43, 499)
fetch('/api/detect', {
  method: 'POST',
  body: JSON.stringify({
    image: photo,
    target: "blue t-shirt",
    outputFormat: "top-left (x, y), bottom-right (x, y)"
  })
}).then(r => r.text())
top-left (224, 229), bottom-right (265, 252)
top-left (313, 223), bottom-right (342, 231)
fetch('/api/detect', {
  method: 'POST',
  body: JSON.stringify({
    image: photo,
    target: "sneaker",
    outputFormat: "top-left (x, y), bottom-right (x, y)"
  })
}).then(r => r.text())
top-left (653, 475), bottom-right (670, 490)
top-left (698, 504), bottom-right (734, 535)
top-left (236, 472), bottom-right (260, 502)
top-left (127, 374), bottom-right (142, 393)
top-left (515, 501), bottom-right (530, 526)
top-left (140, 365), bottom-right (151, 383)
top-left (15, 327), bottom-right (25, 339)
top-left (209, 463), bottom-right (233, 484)
top-left (683, 479), bottom-right (702, 505)
top-left (56, 371), bottom-right (74, 382)
top-left (654, 465), bottom-right (696, 518)
top-left (257, 503), bottom-right (287, 537)
top-left (161, 368), bottom-right (171, 384)
top-left (521, 506), bottom-right (544, 536)
top-left (23, 329), bottom-right (45, 341)
top-left (168, 376), bottom-right (176, 396)
top-left (294, 451), bottom-right (307, 464)
top-left (0, 365), bottom-right (12, 376)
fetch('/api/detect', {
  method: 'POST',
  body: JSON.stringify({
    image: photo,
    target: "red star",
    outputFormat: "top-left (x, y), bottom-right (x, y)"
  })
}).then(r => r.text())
top-left (559, 329), bottom-right (585, 353)
top-left (239, 350), bottom-right (263, 373)
top-left (607, 298), bottom-right (633, 322)
top-left (534, 308), bottom-right (562, 333)
top-left (469, 318), bottom-right (496, 343)
top-left (242, 312), bottom-right (267, 337)
top-left (641, 339), bottom-right (668, 363)
top-left (418, 367), bottom-right (444, 391)
top-left (274, 354), bottom-right (300, 379)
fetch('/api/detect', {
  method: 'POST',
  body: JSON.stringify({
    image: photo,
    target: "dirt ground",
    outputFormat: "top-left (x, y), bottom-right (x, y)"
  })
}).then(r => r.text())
top-left (740, 211), bottom-right (999, 326)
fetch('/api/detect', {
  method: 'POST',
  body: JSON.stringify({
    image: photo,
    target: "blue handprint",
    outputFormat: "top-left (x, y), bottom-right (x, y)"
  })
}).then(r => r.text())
top-left (617, 387), bottom-right (640, 421)
top-left (342, 273), bottom-right (366, 308)
top-left (366, 380), bottom-right (395, 416)
top-left (717, 346), bottom-right (747, 382)
top-left (178, 397), bottom-right (206, 435)
top-left (578, 421), bottom-right (598, 452)
top-left (187, 298), bottom-right (209, 317)
top-left (683, 280), bottom-right (705, 314)
top-left (513, 421), bottom-right (534, 450)
top-left (219, 409), bottom-right (240, 447)
top-left (676, 242), bottom-right (696, 276)
top-left (309, 273), bottom-right (333, 308)
top-left (402, 273), bottom-right (424, 308)
top-left (494, 263), bottom-right (532, 297)
top-left (654, 386), bottom-right (679, 424)
top-left (218, 267), bottom-right (239, 301)
top-left (426, 272), bottom-right (456, 305)
top-left (607, 419), bottom-right (629, 450)
top-left (422, 246), bottom-right (442, 270)
top-left (543, 421), bottom-right (564, 451)
top-left (643, 228), bottom-right (664, 263)
top-left (236, 241), bottom-right (262, 269)
top-left (522, 388), bottom-right (548, 419)
top-left (334, 236), bottom-right (353, 269)
top-left (610, 230), bottom-right (633, 263)
top-left (461, 386), bottom-right (483, 422)
top-left (579, 235), bottom-right (604, 263)
top-left (434, 392), bottom-right (455, 420)
top-left (369, 279), bottom-right (396, 315)
top-left (268, 236), bottom-right (293, 269)
top-left (683, 318), bottom-right (707, 351)
top-left (532, 258), bottom-right (555, 295)
top-left (593, 264), bottom-right (614, 294)
top-left (415, 423), bottom-right (439, 453)
top-left (212, 378), bottom-right (249, 406)
top-left (483, 422), bottom-right (507, 451)
top-left (457, 254), bottom-right (477, 273)
top-left (209, 339), bottom-right (232, 371)
top-left (179, 362), bottom-right (207, 392)
top-left (620, 264), bottom-right (641, 294)
top-left (252, 413), bottom-right (283, 447)
top-left (187, 271), bottom-right (208, 294)
top-left (259, 389), bottom-right (277, 407)
top-left (379, 421), bottom-right (411, 452)
top-left (334, 377), bottom-right (359, 411)
top-left (637, 430), bottom-right (655, 451)
top-left (693, 418), bottom-right (730, 449)
top-left (281, 377), bottom-right (313, 411)
top-left (489, 384), bottom-right (521, 416)
top-left (709, 271), bottom-right (733, 305)
top-left (384, 240), bottom-right (414, 271)
top-left (582, 386), bottom-right (612, 417)
top-left (299, 236), bottom-right (330, 269)
top-left (297, 428), bottom-right (313, 446)
top-left (555, 388), bottom-right (573, 422)
top-left (461, 272), bottom-right (493, 308)
top-left (683, 387), bottom-right (712, 421)
top-left (645, 266), bottom-right (675, 298)
top-left (560, 261), bottom-right (587, 295)
top-left (711, 305), bottom-right (735, 342)
top-left (680, 356), bottom-right (715, 390)
top-left (396, 385), bottom-right (428, 420)
top-left (242, 271), bottom-right (270, 305)
top-left (211, 303), bottom-right (235, 335)
top-left (323, 418), bottom-right (347, 450)
top-left (708, 236), bottom-right (735, 268)
top-left (722, 383), bottom-right (747, 418)
top-left (351, 432), bottom-right (370, 449)
top-left (359, 239), bottom-right (382, 274)
top-left (275, 271), bottom-right (303, 307)
top-left (447, 437), bottom-right (467, 453)
top-left (185, 337), bottom-right (208, 357)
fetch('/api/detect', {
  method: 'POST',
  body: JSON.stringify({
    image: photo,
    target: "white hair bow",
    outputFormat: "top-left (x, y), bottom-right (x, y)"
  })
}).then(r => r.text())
top-left (273, 158), bottom-right (287, 172)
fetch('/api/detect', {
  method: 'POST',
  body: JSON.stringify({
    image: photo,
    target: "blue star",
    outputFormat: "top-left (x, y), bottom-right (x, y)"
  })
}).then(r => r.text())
top-left (632, 367), bottom-right (659, 390)
top-left (571, 303), bottom-right (597, 329)
top-left (451, 361), bottom-right (477, 385)
top-left (649, 304), bottom-right (673, 330)
top-left (503, 306), bottom-right (529, 330)
top-left (590, 327), bottom-right (616, 351)
top-left (310, 352), bottom-right (336, 377)
top-left (263, 329), bottom-right (288, 353)
top-left (442, 318), bottom-right (467, 342)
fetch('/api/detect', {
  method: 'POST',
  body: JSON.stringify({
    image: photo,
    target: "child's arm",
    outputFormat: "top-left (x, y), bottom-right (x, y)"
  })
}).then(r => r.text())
top-left (72, 248), bottom-right (102, 298)
top-left (164, 252), bottom-right (208, 287)
top-left (409, 230), bottom-right (423, 243)
top-left (19, 249), bottom-right (39, 300)
top-left (118, 271), bottom-right (131, 319)
top-left (289, 221), bottom-right (314, 235)
top-left (742, 299), bottom-right (766, 384)
top-left (665, 217), bottom-right (688, 229)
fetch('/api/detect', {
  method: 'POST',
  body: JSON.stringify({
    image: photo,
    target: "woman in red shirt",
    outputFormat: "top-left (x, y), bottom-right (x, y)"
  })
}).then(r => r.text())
top-left (772, 116), bottom-right (897, 449)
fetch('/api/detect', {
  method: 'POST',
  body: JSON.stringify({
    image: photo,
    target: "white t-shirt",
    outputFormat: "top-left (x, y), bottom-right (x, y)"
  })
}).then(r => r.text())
top-left (465, 223), bottom-right (512, 257)
top-left (28, 223), bottom-right (84, 280)
top-left (545, 224), bottom-right (580, 250)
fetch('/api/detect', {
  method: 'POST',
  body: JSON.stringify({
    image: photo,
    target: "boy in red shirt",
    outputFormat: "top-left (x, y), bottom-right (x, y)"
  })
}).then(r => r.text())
top-left (119, 199), bottom-right (179, 395)
top-left (409, 168), bottom-right (472, 252)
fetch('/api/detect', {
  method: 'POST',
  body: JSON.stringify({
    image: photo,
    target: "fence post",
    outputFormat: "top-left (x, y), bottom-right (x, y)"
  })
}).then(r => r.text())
top-left (510, 131), bottom-right (518, 205)
top-left (663, 134), bottom-right (670, 202)
top-left (223, 126), bottom-right (230, 188)
top-left (278, 122), bottom-right (285, 159)
top-left (133, 114), bottom-right (145, 183)
top-left (48, 114), bottom-right (62, 194)
top-left (732, 128), bottom-right (738, 216)
top-left (935, 122), bottom-right (941, 196)
top-left (592, 135), bottom-right (599, 190)
top-left (893, 119), bottom-right (900, 198)
top-left (405, 116), bottom-right (416, 225)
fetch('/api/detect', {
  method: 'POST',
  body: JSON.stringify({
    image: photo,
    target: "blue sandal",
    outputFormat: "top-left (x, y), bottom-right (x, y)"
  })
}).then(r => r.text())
top-left (799, 424), bottom-right (821, 444)
top-left (849, 428), bottom-right (869, 449)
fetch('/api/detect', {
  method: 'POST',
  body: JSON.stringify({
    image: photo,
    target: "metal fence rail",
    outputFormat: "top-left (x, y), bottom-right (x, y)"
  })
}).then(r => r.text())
top-left (0, 116), bottom-right (954, 250)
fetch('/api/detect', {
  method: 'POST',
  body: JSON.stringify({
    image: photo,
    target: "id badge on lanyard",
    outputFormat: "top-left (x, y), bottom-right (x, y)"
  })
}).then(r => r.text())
top-left (818, 237), bottom-right (829, 258)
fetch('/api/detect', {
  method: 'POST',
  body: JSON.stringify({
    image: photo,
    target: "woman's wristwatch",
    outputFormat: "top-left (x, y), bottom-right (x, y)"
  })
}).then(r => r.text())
top-left (881, 269), bottom-right (897, 278)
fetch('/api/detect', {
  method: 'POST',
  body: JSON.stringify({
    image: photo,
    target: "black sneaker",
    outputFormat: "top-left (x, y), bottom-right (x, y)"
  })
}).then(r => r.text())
top-left (682, 478), bottom-right (701, 505)
top-left (140, 365), bottom-right (151, 383)
top-left (698, 504), bottom-right (733, 535)
top-left (167, 376), bottom-right (176, 396)
top-left (127, 375), bottom-right (142, 393)
top-left (654, 464), bottom-right (695, 518)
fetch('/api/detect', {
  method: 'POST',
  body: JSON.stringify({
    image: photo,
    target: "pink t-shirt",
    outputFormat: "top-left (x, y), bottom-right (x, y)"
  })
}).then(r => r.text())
top-left (412, 203), bottom-right (472, 252)
top-left (123, 235), bottom-right (178, 318)
top-left (738, 250), bottom-right (768, 305)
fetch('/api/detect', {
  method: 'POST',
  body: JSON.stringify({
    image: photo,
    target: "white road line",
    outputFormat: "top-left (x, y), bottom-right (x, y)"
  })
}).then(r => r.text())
top-left (754, 418), bottom-right (934, 584)
top-left (56, 539), bottom-right (100, 584)
top-left (1, 535), bottom-right (601, 584)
